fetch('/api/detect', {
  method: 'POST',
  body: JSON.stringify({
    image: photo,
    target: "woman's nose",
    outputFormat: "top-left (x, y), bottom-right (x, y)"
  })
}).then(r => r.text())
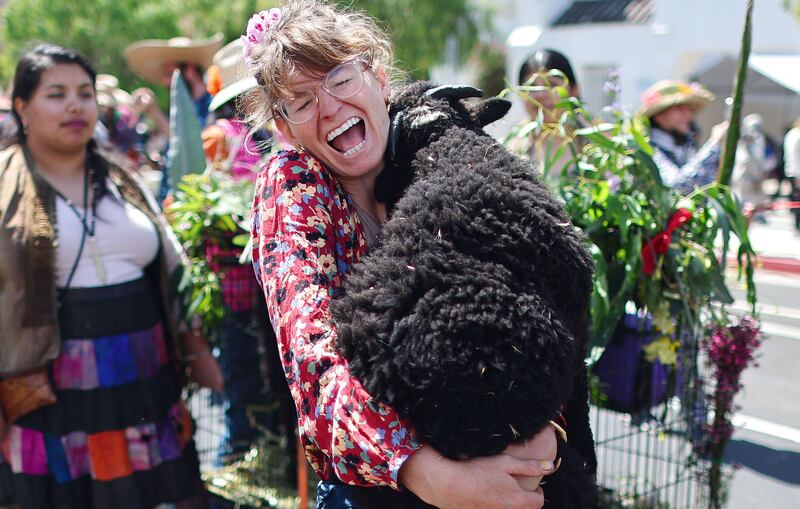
top-left (67, 95), bottom-right (82, 113)
top-left (317, 88), bottom-right (341, 119)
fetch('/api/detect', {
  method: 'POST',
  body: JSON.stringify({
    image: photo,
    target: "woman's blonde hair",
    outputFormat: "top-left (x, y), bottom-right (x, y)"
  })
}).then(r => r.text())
top-left (243, 0), bottom-right (394, 130)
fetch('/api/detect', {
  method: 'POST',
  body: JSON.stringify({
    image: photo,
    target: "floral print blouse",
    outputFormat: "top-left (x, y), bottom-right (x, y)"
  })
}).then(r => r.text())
top-left (250, 150), bottom-right (420, 488)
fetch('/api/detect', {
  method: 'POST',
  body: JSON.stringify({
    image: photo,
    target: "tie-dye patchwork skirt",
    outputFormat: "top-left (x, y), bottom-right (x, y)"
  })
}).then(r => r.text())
top-left (0, 278), bottom-right (205, 508)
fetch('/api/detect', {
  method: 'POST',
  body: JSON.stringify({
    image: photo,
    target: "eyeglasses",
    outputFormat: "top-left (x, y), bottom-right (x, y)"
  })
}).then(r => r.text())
top-left (274, 57), bottom-right (370, 125)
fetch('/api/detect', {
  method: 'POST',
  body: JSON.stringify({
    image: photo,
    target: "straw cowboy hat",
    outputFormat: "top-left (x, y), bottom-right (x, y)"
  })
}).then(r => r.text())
top-left (95, 74), bottom-right (132, 109)
top-left (639, 80), bottom-right (715, 118)
top-left (208, 39), bottom-right (258, 112)
top-left (124, 33), bottom-right (223, 84)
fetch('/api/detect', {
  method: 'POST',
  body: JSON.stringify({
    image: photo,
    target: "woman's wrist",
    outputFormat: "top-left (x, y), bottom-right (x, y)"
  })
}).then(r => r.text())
top-left (180, 329), bottom-right (209, 355)
top-left (398, 445), bottom-right (440, 504)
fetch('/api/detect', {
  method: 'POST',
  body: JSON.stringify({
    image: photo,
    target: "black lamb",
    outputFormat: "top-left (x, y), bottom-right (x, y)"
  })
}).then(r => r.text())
top-left (330, 81), bottom-right (598, 508)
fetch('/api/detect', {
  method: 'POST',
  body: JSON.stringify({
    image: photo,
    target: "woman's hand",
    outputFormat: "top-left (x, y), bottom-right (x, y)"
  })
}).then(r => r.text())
top-left (503, 424), bottom-right (558, 492)
top-left (131, 87), bottom-right (170, 135)
top-left (399, 441), bottom-right (555, 509)
top-left (181, 330), bottom-right (224, 392)
top-left (710, 121), bottom-right (729, 145)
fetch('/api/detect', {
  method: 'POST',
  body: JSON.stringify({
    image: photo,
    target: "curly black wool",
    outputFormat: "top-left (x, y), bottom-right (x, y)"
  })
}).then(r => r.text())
top-left (330, 81), bottom-right (598, 508)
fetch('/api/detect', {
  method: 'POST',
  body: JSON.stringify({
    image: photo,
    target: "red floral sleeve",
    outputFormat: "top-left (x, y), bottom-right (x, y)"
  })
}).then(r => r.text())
top-left (251, 150), bottom-right (420, 488)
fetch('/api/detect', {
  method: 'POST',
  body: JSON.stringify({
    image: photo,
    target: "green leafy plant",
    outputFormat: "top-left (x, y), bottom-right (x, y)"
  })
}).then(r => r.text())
top-left (501, 76), bottom-right (756, 366)
top-left (167, 171), bottom-right (254, 337)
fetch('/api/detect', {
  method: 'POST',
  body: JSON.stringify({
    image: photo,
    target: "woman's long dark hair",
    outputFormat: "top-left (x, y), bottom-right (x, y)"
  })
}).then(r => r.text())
top-left (518, 48), bottom-right (578, 87)
top-left (3, 43), bottom-right (126, 200)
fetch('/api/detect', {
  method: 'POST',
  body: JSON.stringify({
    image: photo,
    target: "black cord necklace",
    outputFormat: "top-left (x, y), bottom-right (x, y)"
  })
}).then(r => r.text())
top-left (51, 159), bottom-right (107, 289)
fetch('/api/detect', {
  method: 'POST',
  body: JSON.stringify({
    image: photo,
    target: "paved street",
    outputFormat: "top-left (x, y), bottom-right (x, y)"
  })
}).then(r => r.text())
top-left (723, 205), bottom-right (800, 509)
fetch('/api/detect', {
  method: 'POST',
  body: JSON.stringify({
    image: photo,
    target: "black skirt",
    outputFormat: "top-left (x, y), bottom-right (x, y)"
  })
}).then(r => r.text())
top-left (0, 278), bottom-right (205, 509)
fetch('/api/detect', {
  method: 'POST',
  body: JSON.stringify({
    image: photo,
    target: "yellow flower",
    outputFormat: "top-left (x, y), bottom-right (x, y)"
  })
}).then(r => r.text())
top-left (652, 301), bottom-right (676, 336)
top-left (643, 336), bottom-right (679, 366)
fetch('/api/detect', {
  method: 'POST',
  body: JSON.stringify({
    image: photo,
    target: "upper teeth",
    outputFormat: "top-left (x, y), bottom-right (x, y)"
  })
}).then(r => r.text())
top-left (327, 117), bottom-right (360, 142)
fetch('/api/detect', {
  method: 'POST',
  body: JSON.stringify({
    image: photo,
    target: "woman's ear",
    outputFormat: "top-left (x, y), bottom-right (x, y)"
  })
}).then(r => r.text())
top-left (13, 97), bottom-right (27, 122)
top-left (373, 65), bottom-right (391, 102)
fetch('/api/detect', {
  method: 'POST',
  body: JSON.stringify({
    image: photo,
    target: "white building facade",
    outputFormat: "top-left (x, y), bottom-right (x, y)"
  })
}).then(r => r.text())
top-left (434, 0), bottom-right (800, 139)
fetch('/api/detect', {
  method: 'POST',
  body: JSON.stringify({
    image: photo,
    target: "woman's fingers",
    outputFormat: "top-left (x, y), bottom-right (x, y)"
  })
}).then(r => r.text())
top-left (504, 454), bottom-right (555, 478)
top-left (400, 444), bottom-right (550, 509)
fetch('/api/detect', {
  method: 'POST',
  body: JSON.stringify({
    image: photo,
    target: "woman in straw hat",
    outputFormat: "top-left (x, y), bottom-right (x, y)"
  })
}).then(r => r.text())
top-left (203, 39), bottom-right (266, 180)
top-left (640, 79), bottom-right (727, 193)
top-left (124, 33), bottom-right (223, 135)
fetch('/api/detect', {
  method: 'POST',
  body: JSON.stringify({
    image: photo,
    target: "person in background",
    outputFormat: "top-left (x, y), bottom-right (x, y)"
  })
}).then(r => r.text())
top-left (0, 43), bottom-right (222, 509)
top-left (95, 74), bottom-right (166, 195)
top-left (95, 74), bottom-right (143, 157)
top-left (732, 113), bottom-right (770, 220)
top-left (124, 34), bottom-right (222, 201)
top-left (639, 80), bottom-right (727, 193)
top-left (203, 40), bottom-right (266, 181)
top-left (245, 2), bottom-right (559, 508)
top-left (783, 117), bottom-right (800, 195)
top-left (510, 48), bottom-right (582, 179)
top-left (124, 34), bottom-right (223, 135)
top-left (200, 39), bottom-right (295, 468)
top-left (784, 117), bottom-right (800, 231)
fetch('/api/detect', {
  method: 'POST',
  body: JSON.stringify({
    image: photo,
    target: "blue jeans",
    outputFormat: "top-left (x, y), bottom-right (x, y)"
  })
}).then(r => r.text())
top-left (217, 310), bottom-right (272, 461)
top-left (317, 482), bottom-right (359, 509)
top-left (316, 481), bottom-right (430, 509)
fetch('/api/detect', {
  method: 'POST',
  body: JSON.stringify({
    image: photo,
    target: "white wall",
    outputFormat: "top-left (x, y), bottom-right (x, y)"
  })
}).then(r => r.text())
top-left (430, 0), bottom-right (800, 138)
top-left (496, 0), bottom-right (800, 138)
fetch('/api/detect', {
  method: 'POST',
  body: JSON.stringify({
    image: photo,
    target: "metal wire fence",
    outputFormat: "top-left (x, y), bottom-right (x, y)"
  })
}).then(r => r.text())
top-left (592, 402), bottom-right (709, 508)
top-left (592, 324), bottom-right (712, 508)
top-left (186, 325), bottom-right (714, 508)
top-left (188, 389), bottom-right (306, 508)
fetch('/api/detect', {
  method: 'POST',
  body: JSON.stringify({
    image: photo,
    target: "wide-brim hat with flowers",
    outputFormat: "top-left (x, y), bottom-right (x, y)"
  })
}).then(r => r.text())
top-left (124, 33), bottom-right (224, 85)
top-left (207, 39), bottom-right (258, 112)
top-left (639, 80), bottom-right (715, 118)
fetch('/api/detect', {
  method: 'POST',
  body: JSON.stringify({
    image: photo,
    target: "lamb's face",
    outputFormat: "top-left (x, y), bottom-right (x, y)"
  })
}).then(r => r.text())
top-left (385, 82), bottom-right (511, 169)
top-left (375, 82), bottom-right (511, 209)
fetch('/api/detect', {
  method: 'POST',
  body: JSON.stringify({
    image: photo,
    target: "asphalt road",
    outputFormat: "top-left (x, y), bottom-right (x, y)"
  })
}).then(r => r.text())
top-left (725, 269), bottom-right (800, 508)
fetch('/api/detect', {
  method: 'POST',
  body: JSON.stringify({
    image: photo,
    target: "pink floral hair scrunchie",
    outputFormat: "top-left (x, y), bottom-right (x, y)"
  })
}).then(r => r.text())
top-left (242, 8), bottom-right (282, 69)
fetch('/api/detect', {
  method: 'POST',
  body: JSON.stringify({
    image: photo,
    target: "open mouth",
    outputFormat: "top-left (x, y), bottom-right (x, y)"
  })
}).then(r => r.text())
top-left (327, 117), bottom-right (366, 157)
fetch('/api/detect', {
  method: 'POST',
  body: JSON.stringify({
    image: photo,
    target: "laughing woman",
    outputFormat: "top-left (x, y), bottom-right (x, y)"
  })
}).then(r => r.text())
top-left (246, 1), bottom-right (559, 508)
top-left (0, 44), bottom-right (221, 508)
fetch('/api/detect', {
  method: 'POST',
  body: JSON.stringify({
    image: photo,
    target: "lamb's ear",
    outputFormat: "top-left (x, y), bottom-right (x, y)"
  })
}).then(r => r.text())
top-left (469, 97), bottom-right (512, 127)
top-left (424, 84), bottom-right (484, 101)
top-left (387, 110), bottom-right (406, 163)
